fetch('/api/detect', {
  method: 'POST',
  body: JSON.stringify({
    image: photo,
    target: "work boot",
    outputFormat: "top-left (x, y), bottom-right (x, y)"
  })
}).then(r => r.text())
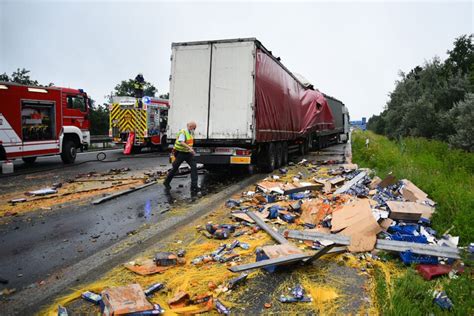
top-left (163, 182), bottom-right (171, 190)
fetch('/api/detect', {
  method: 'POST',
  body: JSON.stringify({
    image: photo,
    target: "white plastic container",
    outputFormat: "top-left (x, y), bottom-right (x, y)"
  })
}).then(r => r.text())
top-left (2, 161), bottom-right (14, 174)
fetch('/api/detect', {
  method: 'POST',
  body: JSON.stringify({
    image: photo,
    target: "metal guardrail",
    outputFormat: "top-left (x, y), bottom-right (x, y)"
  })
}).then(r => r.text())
top-left (90, 135), bottom-right (112, 143)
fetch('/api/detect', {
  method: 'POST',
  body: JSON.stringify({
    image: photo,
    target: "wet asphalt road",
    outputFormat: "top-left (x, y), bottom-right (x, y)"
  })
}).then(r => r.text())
top-left (0, 149), bottom-right (247, 292)
top-left (0, 149), bottom-right (167, 195)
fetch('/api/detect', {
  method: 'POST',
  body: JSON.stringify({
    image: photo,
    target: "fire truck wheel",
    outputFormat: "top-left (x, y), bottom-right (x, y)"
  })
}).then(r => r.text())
top-left (131, 146), bottom-right (142, 154)
top-left (0, 145), bottom-right (6, 161)
top-left (61, 140), bottom-right (77, 164)
top-left (22, 157), bottom-right (37, 164)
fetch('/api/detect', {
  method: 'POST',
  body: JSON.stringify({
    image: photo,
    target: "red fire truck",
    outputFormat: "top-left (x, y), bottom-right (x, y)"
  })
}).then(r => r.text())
top-left (0, 82), bottom-right (91, 164)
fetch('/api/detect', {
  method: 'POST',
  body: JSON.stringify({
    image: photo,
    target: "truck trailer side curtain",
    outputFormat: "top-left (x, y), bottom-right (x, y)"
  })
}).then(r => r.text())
top-left (255, 49), bottom-right (334, 142)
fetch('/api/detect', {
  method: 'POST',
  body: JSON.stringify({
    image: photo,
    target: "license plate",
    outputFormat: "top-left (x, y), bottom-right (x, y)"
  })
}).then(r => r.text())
top-left (230, 156), bottom-right (251, 164)
top-left (196, 148), bottom-right (212, 153)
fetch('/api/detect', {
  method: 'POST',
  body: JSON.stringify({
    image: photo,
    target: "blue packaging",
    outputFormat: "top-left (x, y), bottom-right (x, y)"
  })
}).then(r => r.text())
top-left (433, 291), bottom-right (453, 310)
top-left (81, 291), bottom-right (102, 305)
top-left (289, 193), bottom-right (306, 200)
top-left (267, 205), bottom-right (283, 219)
top-left (388, 225), bottom-right (419, 235)
top-left (291, 284), bottom-right (304, 299)
top-left (265, 195), bottom-right (276, 203)
top-left (256, 248), bottom-right (275, 272)
top-left (279, 213), bottom-right (296, 223)
top-left (391, 233), bottom-right (427, 244)
top-left (399, 251), bottom-right (438, 265)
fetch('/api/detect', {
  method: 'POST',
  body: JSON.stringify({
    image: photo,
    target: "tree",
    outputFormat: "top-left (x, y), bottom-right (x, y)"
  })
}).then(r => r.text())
top-left (111, 76), bottom-right (157, 98)
top-left (370, 34), bottom-right (473, 150)
top-left (0, 68), bottom-right (54, 86)
top-left (88, 99), bottom-right (109, 135)
top-left (447, 93), bottom-right (474, 151)
top-left (445, 34), bottom-right (474, 77)
top-left (159, 92), bottom-right (169, 99)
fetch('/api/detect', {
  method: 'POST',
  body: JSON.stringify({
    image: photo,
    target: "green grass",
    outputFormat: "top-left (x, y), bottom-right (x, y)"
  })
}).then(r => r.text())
top-left (352, 130), bottom-right (474, 315)
top-left (352, 130), bottom-right (474, 244)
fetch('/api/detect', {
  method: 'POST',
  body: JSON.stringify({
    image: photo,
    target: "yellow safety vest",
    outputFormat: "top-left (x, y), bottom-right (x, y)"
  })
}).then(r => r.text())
top-left (174, 129), bottom-right (194, 152)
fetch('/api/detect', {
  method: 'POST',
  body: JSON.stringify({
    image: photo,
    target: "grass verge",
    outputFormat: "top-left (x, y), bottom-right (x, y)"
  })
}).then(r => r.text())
top-left (352, 130), bottom-right (473, 315)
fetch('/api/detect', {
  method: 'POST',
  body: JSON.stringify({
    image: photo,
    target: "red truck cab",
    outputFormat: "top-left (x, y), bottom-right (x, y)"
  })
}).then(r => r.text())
top-left (0, 82), bottom-right (91, 164)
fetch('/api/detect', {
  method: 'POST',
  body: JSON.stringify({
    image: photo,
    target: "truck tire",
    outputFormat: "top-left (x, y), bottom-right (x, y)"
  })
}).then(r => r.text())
top-left (0, 145), bottom-right (6, 161)
top-left (281, 142), bottom-right (288, 166)
top-left (299, 138), bottom-right (308, 156)
top-left (159, 136), bottom-right (167, 152)
top-left (22, 157), bottom-right (37, 164)
top-left (131, 146), bottom-right (142, 154)
top-left (259, 143), bottom-right (276, 172)
top-left (61, 139), bottom-right (77, 164)
top-left (275, 142), bottom-right (282, 168)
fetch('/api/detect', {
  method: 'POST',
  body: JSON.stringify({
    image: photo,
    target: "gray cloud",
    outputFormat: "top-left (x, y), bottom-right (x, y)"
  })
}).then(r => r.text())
top-left (1, 0), bottom-right (472, 120)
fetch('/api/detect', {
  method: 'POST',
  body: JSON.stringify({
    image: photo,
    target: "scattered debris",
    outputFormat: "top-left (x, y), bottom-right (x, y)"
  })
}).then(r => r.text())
top-left (124, 259), bottom-right (169, 276)
top-left (101, 284), bottom-right (154, 315)
top-left (81, 291), bottom-right (102, 305)
top-left (40, 155), bottom-right (466, 315)
top-left (227, 273), bottom-right (248, 289)
top-left (57, 305), bottom-right (68, 316)
top-left (154, 252), bottom-right (178, 266)
top-left (26, 188), bottom-right (57, 196)
top-left (91, 182), bottom-right (157, 205)
top-left (8, 198), bottom-right (27, 204)
top-left (215, 299), bottom-right (231, 315)
top-left (416, 263), bottom-right (464, 280)
top-left (279, 284), bottom-right (312, 303)
top-left (144, 283), bottom-right (165, 296)
top-left (433, 290), bottom-right (453, 310)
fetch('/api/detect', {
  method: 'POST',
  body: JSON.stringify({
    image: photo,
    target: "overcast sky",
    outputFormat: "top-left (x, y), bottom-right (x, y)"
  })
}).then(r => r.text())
top-left (1, 0), bottom-right (472, 119)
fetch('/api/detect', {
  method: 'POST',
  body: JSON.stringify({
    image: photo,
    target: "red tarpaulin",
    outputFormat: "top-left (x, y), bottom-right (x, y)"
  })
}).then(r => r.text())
top-left (255, 49), bottom-right (334, 142)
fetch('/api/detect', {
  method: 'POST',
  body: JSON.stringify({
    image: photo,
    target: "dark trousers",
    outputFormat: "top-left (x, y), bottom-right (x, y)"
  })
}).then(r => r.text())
top-left (164, 151), bottom-right (198, 188)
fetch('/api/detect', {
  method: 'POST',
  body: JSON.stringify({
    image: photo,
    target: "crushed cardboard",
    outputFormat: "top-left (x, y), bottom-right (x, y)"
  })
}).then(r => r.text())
top-left (124, 259), bottom-right (169, 276)
top-left (331, 199), bottom-right (382, 252)
top-left (101, 284), bottom-right (153, 315)
top-left (262, 244), bottom-right (304, 259)
top-left (386, 201), bottom-right (435, 221)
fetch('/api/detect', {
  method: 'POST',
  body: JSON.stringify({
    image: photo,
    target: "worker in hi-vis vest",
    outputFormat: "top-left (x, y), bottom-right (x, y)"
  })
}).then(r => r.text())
top-left (164, 121), bottom-right (199, 192)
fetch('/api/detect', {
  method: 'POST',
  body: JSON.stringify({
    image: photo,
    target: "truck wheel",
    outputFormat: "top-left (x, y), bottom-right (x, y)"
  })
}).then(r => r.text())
top-left (259, 143), bottom-right (275, 172)
top-left (159, 136), bottom-right (167, 152)
top-left (22, 157), bottom-right (37, 164)
top-left (275, 142), bottom-right (282, 168)
top-left (61, 139), bottom-right (77, 164)
top-left (0, 145), bottom-right (6, 161)
top-left (298, 139), bottom-right (308, 156)
top-left (131, 146), bottom-right (142, 154)
top-left (281, 142), bottom-right (288, 166)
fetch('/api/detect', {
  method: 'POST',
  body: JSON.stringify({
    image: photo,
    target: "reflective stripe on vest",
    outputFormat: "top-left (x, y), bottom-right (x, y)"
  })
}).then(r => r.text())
top-left (174, 129), bottom-right (194, 152)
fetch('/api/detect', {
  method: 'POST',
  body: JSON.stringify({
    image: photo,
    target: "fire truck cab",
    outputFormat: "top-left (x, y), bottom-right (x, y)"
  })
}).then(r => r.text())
top-left (0, 82), bottom-right (91, 164)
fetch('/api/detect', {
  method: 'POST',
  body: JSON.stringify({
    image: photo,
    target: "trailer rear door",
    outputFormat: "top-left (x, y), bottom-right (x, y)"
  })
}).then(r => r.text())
top-left (208, 41), bottom-right (255, 139)
top-left (169, 44), bottom-right (211, 140)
